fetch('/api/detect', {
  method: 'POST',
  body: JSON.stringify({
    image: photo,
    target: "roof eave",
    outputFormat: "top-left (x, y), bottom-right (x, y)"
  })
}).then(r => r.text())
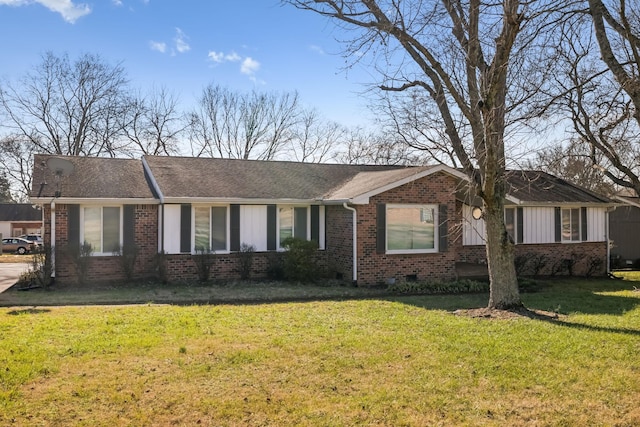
top-left (30, 197), bottom-right (159, 205)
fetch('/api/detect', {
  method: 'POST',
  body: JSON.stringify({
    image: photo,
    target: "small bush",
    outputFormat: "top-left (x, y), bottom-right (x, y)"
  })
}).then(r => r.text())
top-left (266, 252), bottom-right (285, 280)
top-left (114, 244), bottom-right (139, 281)
top-left (529, 254), bottom-right (548, 277)
top-left (23, 243), bottom-right (54, 289)
top-left (237, 243), bottom-right (256, 280)
top-left (388, 279), bottom-right (488, 294)
top-left (192, 247), bottom-right (215, 282)
top-left (514, 255), bottom-right (530, 276)
top-left (585, 256), bottom-right (605, 277)
top-left (281, 237), bottom-right (319, 283)
top-left (66, 242), bottom-right (93, 285)
top-left (153, 250), bottom-right (169, 284)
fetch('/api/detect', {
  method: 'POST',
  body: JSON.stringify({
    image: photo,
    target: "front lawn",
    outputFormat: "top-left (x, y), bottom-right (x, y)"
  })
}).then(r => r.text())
top-left (1, 277), bottom-right (639, 425)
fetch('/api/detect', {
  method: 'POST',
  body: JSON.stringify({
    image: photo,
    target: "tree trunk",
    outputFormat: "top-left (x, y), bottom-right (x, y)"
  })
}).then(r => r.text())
top-left (483, 200), bottom-right (521, 309)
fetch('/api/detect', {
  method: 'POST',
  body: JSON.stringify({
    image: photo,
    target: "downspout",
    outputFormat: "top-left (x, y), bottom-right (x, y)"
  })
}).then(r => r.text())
top-left (342, 202), bottom-right (357, 285)
top-left (50, 201), bottom-right (56, 278)
top-left (606, 206), bottom-right (616, 275)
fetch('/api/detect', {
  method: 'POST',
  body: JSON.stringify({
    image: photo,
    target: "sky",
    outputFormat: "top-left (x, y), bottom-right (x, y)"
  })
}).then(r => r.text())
top-left (0, 0), bottom-right (376, 128)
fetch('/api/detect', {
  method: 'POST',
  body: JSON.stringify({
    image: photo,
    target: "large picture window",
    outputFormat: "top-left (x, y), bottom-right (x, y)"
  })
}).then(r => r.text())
top-left (82, 206), bottom-right (121, 254)
top-left (386, 204), bottom-right (437, 253)
top-left (194, 206), bottom-right (227, 252)
top-left (562, 208), bottom-right (581, 242)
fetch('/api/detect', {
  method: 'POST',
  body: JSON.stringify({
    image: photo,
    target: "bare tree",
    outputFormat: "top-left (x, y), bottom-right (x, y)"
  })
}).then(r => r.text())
top-left (122, 86), bottom-right (186, 156)
top-left (188, 84), bottom-right (300, 160)
top-left (528, 139), bottom-right (616, 195)
top-left (284, 0), bottom-right (567, 309)
top-left (558, 0), bottom-right (640, 196)
top-left (338, 127), bottom-right (425, 165)
top-left (287, 108), bottom-right (344, 162)
top-left (0, 51), bottom-right (130, 157)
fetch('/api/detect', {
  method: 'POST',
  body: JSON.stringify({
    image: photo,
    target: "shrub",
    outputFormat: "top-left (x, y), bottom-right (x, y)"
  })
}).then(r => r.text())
top-left (237, 243), bottom-right (256, 280)
top-left (281, 237), bottom-right (319, 283)
top-left (529, 254), bottom-right (548, 277)
top-left (266, 252), bottom-right (285, 280)
top-left (22, 243), bottom-right (54, 289)
top-left (114, 244), bottom-right (139, 281)
top-left (388, 279), bottom-right (488, 294)
top-left (66, 242), bottom-right (93, 285)
top-left (192, 247), bottom-right (215, 282)
top-left (153, 250), bottom-right (169, 284)
top-left (585, 256), bottom-right (605, 278)
top-left (514, 255), bottom-right (530, 276)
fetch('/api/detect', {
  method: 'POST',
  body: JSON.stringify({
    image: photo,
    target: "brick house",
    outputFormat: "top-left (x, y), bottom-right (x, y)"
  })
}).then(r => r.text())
top-left (30, 154), bottom-right (615, 285)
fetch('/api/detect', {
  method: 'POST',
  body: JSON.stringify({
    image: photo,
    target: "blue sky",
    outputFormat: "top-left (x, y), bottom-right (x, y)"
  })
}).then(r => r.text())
top-left (0, 0), bottom-right (375, 127)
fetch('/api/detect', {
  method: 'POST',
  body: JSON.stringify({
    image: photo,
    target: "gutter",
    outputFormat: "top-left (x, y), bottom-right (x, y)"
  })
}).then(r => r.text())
top-left (50, 201), bottom-right (55, 278)
top-left (342, 202), bottom-right (358, 285)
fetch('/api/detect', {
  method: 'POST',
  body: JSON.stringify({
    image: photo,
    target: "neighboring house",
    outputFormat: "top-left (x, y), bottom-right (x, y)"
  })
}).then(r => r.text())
top-left (30, 155), bottom-right (615, 285)
top-left (0, 203), bottom-right (43, 239)
top-left (610, 196), bottom-right (640, 267)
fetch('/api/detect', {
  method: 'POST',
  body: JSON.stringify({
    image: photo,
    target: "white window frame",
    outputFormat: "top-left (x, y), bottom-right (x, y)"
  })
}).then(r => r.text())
top-left (192, 205), bottom-right (230, 254)
top-left (277, 205), bottom-right (310, 250)
top-left (386, 204), bottom-right (438, 254)
top-left (561, 207), bottom-right (582, 243)
top-left (79, 205), bottom-right (123, 256)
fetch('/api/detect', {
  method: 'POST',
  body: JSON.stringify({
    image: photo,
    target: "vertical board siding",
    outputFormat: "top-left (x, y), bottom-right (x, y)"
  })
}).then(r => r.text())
top-left (163, 205), bottom-right (181, 254)
top-left (240, 205), bottom-right (268, 251)
top-left (524, 207), bottom-right (555, 244)
top-left (587, 207), bottom-right (606, 242)
top-left (462, 204), bottom-right (486, 246)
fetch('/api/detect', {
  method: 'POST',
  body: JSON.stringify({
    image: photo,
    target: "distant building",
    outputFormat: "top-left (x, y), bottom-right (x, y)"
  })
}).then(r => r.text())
top-left (0, 203), bottom-right (43, 238)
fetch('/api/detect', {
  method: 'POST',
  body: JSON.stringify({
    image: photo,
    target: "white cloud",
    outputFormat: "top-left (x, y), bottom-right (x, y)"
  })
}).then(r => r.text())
top-left (240, 57), bottom-right (260, 76)
top-left (111, 0), bottom-right (122, 6)
top-left (0, 0), bottom-right (91, 23)
top-left (149, 41), bottom-right (166, 53)
top-left (310, 45), bottom-right (325, 55)
top-left (174, 27), bottom-right (190, 53)
top-left (207, 50), bottom-right (241, 64)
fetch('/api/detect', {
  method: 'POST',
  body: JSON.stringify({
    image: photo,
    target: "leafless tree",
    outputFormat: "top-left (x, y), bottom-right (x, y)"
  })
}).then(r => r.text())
top-left (188, 84), bottom-right (300, 160)
top-left (557, 0), bottom-right (640, 196)
top-left (528, 139), bottom-right (616, 195)
top-left (121, 86), bottom-right (187, 156)
top-left (0, 51), bottom-right (130, 157)
top-left (284, 0), bottom-right (568, 309)
top-left (287, 108), bottom-right (344, 162)
top-left (338, 127), bottom-right (425, 165)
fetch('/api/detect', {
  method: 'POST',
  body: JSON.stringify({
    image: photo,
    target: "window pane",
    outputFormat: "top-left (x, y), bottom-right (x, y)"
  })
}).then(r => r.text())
top-left (505, 208), bottom-right (515, 241)
top-left (279, 207), bottom-right (293, 245)
top-left (103, 207), bottom-right (120, 253)
top-left (570, 208), bottom-right (580, 241)
top-left (562, 209), bottom-right (571, 241)
top-left (294, 207), bottom-right (307, 240)
top-left (387, 206), bottom-right (435, 251)
top-left (194, 207), bottom-right (210, 251)
top-left (211, 207), bottom-right (227, 251)
top-left (83, 207), bottom-right (101, 252)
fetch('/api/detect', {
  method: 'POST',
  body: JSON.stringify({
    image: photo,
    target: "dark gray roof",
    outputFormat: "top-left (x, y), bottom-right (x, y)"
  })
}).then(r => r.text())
top-left (143, 156), bottom-right (402, 200)
top-left (0, 204), bottom-right (41, 221)
top-left (31, 154), bottom-right (157, 200)
top-left (505, 170), bottom-right (612, 204)
top-left (28, 154), bottom-right (613, 205)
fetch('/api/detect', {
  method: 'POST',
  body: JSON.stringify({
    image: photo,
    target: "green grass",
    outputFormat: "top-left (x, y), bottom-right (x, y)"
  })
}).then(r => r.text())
top-left (1, 277), bottom-right (639, 425)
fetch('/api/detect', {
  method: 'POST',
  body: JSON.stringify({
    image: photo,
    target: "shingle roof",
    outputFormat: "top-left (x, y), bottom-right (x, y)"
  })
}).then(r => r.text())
top-left (0, 204), bottom-right (41, 221)
top-left (29, 154), bottom-right (613, 206)
top-left (143, 156), bottom-right (403, 200)
top-left (505, 170), bottom-right (612, 204)
top-left (31, 154), bottom-right (157, 200)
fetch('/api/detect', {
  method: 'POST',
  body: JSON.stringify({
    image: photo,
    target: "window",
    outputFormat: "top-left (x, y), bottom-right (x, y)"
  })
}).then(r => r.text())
top-left (505, 208), bottom-right (516, 242)
top-left (386, 204), bottom-right (437, 253)
top-left (279, 206), bottom-right (308, 246)
top-left (562, 208), bottom-right (581, 242)
top-left (194, 206), bottom-right (227, 252)
top-left (82, 206), bottom-right (121, 254)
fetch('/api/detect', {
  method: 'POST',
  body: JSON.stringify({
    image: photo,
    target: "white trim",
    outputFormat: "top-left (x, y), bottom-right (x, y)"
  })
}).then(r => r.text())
top-left (30, 197), bottom-right (158, 205)
top-left (191, 204), bottom-right (230, 254)
top-left (163, 197), bottom-right (319, 205)
top-left (79, 205), bottom-right (123, 256)
top-left (385, 204), bottom-right (438, 254)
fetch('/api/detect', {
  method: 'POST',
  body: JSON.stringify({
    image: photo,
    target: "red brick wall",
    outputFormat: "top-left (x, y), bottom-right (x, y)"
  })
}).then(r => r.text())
top-left (353, 172), bottom-right (459, 286)
top-left (43, 203), bottom-right (160, 284)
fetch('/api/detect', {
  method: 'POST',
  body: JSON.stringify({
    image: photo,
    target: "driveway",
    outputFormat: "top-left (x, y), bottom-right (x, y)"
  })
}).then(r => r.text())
top-left (0, 263), bottom-right (28, 293)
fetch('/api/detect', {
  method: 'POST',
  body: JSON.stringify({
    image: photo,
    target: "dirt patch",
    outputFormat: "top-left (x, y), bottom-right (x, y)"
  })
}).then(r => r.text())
top-left (453, 306), bottom-right (563, 320)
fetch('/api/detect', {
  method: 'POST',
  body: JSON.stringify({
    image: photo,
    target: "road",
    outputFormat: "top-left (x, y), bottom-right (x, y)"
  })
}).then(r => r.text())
top-left (0, 263), bottom-right (28, 293)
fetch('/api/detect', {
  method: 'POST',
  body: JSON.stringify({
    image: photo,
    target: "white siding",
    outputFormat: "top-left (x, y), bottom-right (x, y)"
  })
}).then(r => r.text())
top-left (318, 206), bottom-right (326, 250)
top-left (163, 204), bottom-right (182, 254)
top-left (587, 207), bottom-right (606, 242)
top-left (462, 204), bottom-right (486, 246)
top-left (240, 205), bottom-right (267, 251)
top-left (522, 207), bottom-right (555, 244)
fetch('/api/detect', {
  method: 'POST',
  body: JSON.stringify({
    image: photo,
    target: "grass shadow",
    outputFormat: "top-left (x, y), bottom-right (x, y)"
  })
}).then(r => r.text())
top-left (7, 308), bottom-right (51, 315)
